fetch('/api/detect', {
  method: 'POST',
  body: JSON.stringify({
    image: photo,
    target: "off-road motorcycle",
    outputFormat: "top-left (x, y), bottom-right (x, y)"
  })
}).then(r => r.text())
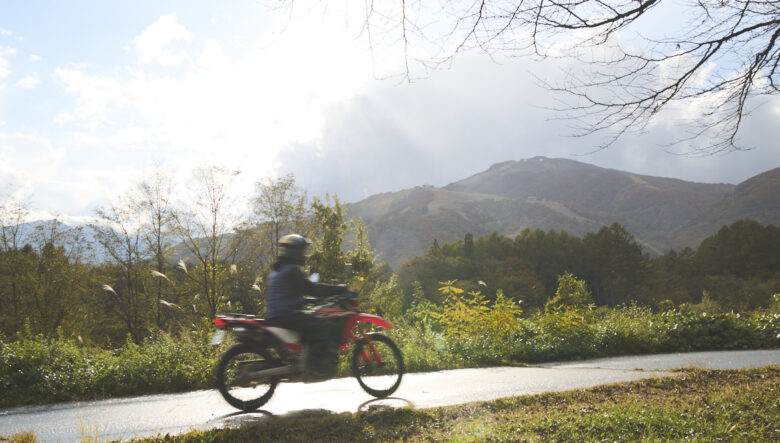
top-left (210, 292), bottom-right (404, 411)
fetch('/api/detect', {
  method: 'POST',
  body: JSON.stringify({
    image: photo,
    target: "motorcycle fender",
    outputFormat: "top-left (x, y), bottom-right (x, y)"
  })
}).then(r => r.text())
top-left (262, 327), bottom-right (302, 354)
top-left (352, 313), bottom-right (394, 329)
top-left (265, 326), bottom-right (302, 345)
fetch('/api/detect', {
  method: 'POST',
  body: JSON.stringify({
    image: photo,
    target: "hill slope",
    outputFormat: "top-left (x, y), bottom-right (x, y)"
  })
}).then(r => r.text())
top-left (348, 157), bottom-right (780, 268)
top-left (672, 167), bottom-right (780, 247)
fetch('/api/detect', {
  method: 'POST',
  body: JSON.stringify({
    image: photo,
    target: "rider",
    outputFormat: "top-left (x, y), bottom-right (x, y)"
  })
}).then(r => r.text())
top-left (265, 234), bottom-right (346, 377)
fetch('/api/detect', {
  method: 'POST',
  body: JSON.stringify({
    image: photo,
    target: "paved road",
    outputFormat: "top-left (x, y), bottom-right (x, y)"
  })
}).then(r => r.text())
top-left (1, 349), bottom-right (778, 442)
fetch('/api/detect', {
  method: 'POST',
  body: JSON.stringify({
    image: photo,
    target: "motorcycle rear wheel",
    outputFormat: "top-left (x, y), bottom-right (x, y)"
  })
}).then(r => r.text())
top-left (216, 343), bottom-right (279, 411)
top-left (351, 333), bottom-right (404, 398)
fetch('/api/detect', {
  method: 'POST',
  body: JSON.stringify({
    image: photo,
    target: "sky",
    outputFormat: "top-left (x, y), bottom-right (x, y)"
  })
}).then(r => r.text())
top-left (1, 1), bottom-right (778, 223)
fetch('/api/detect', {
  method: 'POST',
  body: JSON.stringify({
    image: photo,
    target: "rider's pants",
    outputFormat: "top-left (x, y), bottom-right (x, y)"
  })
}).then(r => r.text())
top-left (270, 312), bottom-right (331, 374)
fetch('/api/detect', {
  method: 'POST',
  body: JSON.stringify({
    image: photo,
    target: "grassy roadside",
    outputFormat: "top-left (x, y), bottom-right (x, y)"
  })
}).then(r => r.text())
top-left (128, 365), bottom-right (778, 442)
top-left (2, 366), bottom-right (778, 442)
top-left (1, 309), bottom-right (777, 409)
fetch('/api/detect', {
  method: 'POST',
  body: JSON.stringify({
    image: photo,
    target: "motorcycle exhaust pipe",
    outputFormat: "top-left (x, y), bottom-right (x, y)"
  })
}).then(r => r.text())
top-left (249, 365), bottom-right (295, 378)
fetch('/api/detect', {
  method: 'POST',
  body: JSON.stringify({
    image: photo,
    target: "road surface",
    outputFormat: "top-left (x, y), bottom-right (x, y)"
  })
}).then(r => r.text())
top-left (1, 349), bottom-right (778, 442)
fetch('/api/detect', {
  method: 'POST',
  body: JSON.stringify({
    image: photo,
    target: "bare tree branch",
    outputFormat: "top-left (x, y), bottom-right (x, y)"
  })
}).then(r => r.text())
top-left (325, 0), bottom-right (780, 153)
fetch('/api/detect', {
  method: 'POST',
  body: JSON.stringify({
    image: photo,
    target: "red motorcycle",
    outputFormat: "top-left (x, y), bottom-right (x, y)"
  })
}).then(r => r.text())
top-left (210, 292), bottom-right (404, 411)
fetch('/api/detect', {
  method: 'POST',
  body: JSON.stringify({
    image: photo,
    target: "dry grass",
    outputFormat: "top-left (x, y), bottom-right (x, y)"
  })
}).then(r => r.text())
top-left (143, 365), bottom-right (779, 442)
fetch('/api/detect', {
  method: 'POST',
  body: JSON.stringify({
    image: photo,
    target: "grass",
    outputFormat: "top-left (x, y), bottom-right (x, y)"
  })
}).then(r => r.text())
top-left (3, 366), bottom-right (778, 442)
top-left (1, 308), bottom-right (778, 409)
top-left (390, 308), bottom-right (780, 373)
top-left (133, 365), bottom-right (778, 442)
top-left (0, 330), bottom-right (215, 408)
top-left (0, 432), bottom-right (38, 443)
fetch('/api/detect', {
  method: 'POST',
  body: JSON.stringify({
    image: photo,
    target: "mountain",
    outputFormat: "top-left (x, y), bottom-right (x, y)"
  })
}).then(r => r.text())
top-left (348, 157), bottom-right (777, 268)
top-left (672, 167), bottom-right (780, 247)
top-left (1, 218), bottom-right (107, 262)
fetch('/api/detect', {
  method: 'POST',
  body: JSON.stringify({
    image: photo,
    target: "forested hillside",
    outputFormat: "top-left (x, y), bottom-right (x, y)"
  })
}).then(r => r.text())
top-left (395, 219), bottom-right (780, 310)
top-left (672, 167), bottom-right (780, 247)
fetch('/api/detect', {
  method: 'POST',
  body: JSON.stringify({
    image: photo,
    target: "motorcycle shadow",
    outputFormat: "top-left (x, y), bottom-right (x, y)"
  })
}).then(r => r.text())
top-left (211, 397), bottom-right (413, 427)
top-left (358, 397), bottom-right (413, 412)
top-left (210, 409), bottom-right (274, 428)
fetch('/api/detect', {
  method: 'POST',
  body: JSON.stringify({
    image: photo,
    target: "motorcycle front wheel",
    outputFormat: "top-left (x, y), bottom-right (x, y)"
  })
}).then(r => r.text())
top-left (216, 343), bottom-right (279, 411)
top-left (351, 333), bottom-right (404, 398)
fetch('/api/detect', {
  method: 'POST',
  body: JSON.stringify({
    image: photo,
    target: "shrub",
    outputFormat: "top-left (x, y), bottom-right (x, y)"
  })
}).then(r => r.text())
top-left (436, 281), bottom-right (522, 341)
top-left (545, 272), bottom-right (593, 313)
top-left (0, 330), bottom-right (217, 408)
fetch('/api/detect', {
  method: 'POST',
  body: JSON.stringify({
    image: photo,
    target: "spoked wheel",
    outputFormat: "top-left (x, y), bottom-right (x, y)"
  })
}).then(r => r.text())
top-left (351, 333), bottom-right (404, 398)
top-left (216, 343), bottom-right (279, 411)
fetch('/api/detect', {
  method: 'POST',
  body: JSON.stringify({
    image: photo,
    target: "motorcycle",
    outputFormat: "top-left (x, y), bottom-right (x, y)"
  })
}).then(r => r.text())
top-left (210, 291), bottom-right (404, 411)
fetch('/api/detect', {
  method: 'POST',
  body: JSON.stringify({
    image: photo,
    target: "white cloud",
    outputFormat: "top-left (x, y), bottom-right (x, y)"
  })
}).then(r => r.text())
top-left (36, 10), bottom-right (377, 217)
top-left (33, 4), bottom-right (777, 222)
top-left (0, 133), bottom-right (65, 204)
top-left (196, 38), bottom-right (228, 69)
top-left (28, 54), bottom-right (41, 62)
top-left (274, 52), bottom-right (780, 202)
top-left (54, 14), bottom-right (372, 168)
top-left (0, 46), bottom-right (17, 79)
top-left (133, 14), bottom-right (193, 66)
top-left (54, 112), bottom-right (76, 124)
top-left (54, 68), bottom-right (124, 128)
top-left (16, 74), bottom-right (39, 89)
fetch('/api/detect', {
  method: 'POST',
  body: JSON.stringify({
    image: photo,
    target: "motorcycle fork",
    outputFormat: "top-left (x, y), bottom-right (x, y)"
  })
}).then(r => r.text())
top-left (354, 325), bottom-right (384, 364)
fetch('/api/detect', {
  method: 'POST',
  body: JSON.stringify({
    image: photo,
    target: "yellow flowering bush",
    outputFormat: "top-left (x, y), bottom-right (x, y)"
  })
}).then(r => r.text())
top-left (436, 281), bottom-right (523, 340)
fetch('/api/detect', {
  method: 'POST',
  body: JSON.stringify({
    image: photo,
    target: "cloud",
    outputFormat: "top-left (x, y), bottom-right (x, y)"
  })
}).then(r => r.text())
top-left (51, 13), bottom-right (373, 190)
top-left (274, 54), bottom-right (780, 202)
top-left (0, 133), bottom-right (65, 205)
top-left (54, 112), bottom-right (76, 124)
top-left (54, 68), bottom-right (123, 128)
top-left (25, 7), bottom-right (778, 221)
top-left (133, 14), bottom-right (193, 66)
top-left (0, 46), bottom-right (17, 79)
top-left (0, 131), bottom-right (156, 217)
top-left (28, 54), bottom-right (41, 62)
top-left (16, 74), bottom-right (39, 89)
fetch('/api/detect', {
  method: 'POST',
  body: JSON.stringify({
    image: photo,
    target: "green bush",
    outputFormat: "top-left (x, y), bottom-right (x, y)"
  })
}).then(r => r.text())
top-left (545, 272), bottom-right (593, 313)
top-left (392, 299), bottom-right (780, 370)
top-left (2, 293), bottom-right (778, 408)
top-left (0, 331), bottom-right (217, 408)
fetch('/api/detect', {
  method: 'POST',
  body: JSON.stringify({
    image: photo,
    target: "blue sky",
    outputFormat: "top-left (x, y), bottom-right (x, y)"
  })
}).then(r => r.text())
top-left (1, 1), bottom-right (779, 222)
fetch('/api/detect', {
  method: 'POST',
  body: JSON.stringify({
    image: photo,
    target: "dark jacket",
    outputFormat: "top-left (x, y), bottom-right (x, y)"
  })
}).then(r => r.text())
top-left (265, 258), bottom-right (344, 319)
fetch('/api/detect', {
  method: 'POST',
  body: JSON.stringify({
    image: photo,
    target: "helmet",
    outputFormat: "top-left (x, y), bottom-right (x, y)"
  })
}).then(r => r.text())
top-left (278, 234), bottom-right (311, 262)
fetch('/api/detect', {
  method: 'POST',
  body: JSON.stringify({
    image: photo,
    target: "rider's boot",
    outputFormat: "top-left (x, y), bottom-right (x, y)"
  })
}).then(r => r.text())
top-left (301, 344), bottom-right (330, 381)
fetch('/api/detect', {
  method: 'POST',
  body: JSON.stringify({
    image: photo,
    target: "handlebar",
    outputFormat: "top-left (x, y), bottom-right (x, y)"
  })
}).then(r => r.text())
top-left (303, 291), bottom-right (358, 309)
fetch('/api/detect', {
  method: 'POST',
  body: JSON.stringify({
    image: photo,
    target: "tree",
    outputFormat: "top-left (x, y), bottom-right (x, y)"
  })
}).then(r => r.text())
top-left (513, 228), bottom-right (587, 296)
top-left (583, 223), bottom-right (645, 305)
top-left (308, 195), bottom-right (374, 284)
top-left (249, 174), bottom-right (309, 268)
top-left (134, 169), bottom-right (175, 328)
top-left (91, 198), bottom-right (149, 342)
top-left (428, 238), bottom-right (440, 255)
top-left (695, 218), bottom-right (780, 279)
top-left (0, 198), bottom-right (30, 332)
top-left (308, 195), bottom-right (351, 282)
top-left (545, 272), bottom-right (593, 313)
top-left (337, 0), bottom-right (779, 153)
top-left (463, 233), bottom-right (474, 258)
top-left (172, 165), bottom-right (245, 319)
top-left (22, 220), bottom-right (93, 337)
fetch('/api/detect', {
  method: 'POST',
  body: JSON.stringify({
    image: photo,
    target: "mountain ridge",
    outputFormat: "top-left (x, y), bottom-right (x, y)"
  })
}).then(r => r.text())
top-left (348, 157), bottom-right (777, 267)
